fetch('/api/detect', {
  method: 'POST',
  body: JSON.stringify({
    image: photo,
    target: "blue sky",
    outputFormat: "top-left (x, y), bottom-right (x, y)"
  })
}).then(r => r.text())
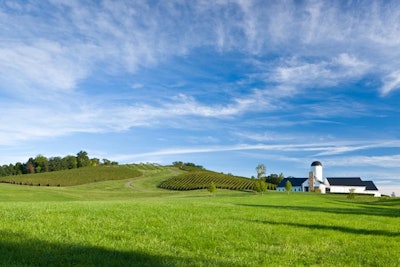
top-left (1, 1), bottom-right (400, 195)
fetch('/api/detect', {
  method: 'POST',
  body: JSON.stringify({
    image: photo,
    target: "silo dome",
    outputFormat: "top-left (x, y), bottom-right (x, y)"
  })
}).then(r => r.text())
top-left (310, 161), bottom-right (323, 182)
top-left (311, 161), bottom-right (322, 167)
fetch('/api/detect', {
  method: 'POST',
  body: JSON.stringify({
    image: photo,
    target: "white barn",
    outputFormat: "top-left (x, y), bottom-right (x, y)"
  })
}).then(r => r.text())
top-left (325, 177), bottom-right (381, 197)
top-left (276, 161), bottom-right (381, 197)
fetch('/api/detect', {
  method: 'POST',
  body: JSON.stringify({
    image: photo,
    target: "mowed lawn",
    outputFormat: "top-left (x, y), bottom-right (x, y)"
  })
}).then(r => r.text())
top-left (0, 167), bottom-right (399, 266)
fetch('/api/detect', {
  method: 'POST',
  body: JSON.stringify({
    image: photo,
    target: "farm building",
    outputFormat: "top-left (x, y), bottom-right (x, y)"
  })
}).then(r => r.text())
top-left (276, 161), bottom-right (381, 197)
top-left (276, 178), bottom-right (308, 192)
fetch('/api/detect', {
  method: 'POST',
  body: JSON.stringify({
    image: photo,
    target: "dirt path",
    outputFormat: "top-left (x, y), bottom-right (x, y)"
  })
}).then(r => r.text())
top-left (125, 181), bottom-right (134, 189)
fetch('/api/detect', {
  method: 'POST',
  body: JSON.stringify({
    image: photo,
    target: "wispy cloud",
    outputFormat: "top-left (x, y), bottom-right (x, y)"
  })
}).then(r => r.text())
top-left (325, 154), bottom-right (400, 168)
top-left (113, 140), bottom-right (400, 162)
top-left (380, 71), bottom-right (400, 96)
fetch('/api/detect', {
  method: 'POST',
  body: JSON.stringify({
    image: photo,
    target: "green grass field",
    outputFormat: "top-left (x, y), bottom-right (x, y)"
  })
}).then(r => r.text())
top-left (0, 165), bottom-right (399, 266)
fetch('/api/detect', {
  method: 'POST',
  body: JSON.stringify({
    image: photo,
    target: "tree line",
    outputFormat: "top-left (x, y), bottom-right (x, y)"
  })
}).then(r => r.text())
top-left (0, 151), bottom-right (118, 177)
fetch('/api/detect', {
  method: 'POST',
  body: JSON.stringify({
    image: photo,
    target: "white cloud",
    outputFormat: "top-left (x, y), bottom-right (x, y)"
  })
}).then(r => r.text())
top-left (0, 40), bottom-right (90, 93)
top-left (271, 54), bottom-right (371, 90)
top-left (325, 154), bottom-right (400, 168)
top-left (113, 140), bottom-right (400, 162)
top-left (380, 71), bottom-right (400, 96)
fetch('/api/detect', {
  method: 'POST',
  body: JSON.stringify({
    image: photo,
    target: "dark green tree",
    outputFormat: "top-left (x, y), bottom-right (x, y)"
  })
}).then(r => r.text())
top-left (34, 155), bottom-right (48, 173)
top-left (48, 157), bottom-right (66, 172)
top-left (266, 173), bottom-right (284, 185)
top-left (15, 162), bottom-right (23, 175)
top-left (76, 151), bottom-right (90, 168)
top-left (63, 155), bottom-right (77, 169)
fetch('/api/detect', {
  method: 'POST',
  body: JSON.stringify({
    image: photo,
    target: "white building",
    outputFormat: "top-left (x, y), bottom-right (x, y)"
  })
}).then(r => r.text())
top-left (276, 161), bottom-right (381, 197)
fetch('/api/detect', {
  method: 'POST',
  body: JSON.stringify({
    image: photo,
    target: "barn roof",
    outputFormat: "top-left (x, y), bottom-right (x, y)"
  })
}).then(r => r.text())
top-left (326, 177), bottom-right (364, 186)
top-left (326, 178), bottom-right (379, 190)
top-left (363, 181), bottom-right (379, 191)
top-left (277, 178), bottom-right (308, 187)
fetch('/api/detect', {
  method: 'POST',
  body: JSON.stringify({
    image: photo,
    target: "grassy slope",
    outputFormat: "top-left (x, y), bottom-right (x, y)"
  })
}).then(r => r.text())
top-left (0, 165), bottom-right (142, 186)
top-left (0, 165), bottom-right (399, 266)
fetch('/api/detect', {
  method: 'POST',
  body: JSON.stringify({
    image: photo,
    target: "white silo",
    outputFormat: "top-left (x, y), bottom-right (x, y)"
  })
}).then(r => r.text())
top-left (311, 161), bottom-right (323, 183)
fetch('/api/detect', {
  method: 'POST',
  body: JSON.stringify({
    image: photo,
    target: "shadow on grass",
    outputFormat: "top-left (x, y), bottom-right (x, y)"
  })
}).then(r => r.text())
top-left (0, 231), bottom-right (232, 267)
top-left (244, 219), bottom-right (399, 237)
top-left (237, 202), bottom-right (400, 218)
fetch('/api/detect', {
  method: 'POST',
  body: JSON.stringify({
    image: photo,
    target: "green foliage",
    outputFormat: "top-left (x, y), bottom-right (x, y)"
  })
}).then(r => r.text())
top-left (285, 180), bottom-right (292, 193)
top-left (254, 179), bottom-right (267, 194)
top-left (0, 165), bottom-right (141, 186)
top-left (348, 188), bottom-right (356, 199)
top-left (0, 151), bottom-right (118, 178)
top-left (207, 181), bottom-right (216, 195)
top-left (76, 151), bottom-right (91, 168)
top-left (159, 171), bottom-right (256, 191)
top-left (256, 163), bottom-right (266, 179)
top-left (34, 155), bottom-right (48, 173)
top-left (172, 161), bottom-right (204, 171)
top-left (266, 173), bottom-right (284, 185)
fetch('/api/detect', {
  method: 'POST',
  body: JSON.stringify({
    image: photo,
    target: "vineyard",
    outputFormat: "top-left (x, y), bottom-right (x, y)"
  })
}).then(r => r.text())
top-left (158, 171), bottom-right (267, 191)
top-left (0, 165), bottom-right (142, 187)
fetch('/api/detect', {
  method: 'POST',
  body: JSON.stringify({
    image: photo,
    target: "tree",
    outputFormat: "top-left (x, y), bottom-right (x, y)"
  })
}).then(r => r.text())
top-left (254, 179), bottom-right (267, 194)
top-left (285, 180), bottom-right (292, 194)
top-left (90, 158), bottom-right (100, 166)
top-left (15, 162), bottom-right (23, 175)
top-left (25, 158), bottom-right (35, 174)
top-left (347, 188), bottom-right (356, 199)
top-left (207, 182), bottom-right (216, 196)
top-left (256, 164), bottom-right (266, 179)
top-left (102, 158), bottom-right (111, 166)
top-left (266, 173), bottom-right (284, 185)
top-left (172, 161), bottom-right (184, 169)
top-left (63, 155), bottom-right (77, 169)
top-left (48, 157), bottom-right (66, 172)
top-left (34, 155), bottom-right (48, 173)
top-left (76, 151), bottom-right (90, 168)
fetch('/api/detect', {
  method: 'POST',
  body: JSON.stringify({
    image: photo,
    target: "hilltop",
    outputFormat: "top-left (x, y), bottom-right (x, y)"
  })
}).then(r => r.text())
top-left (0, 163), bottom-right (268, 193)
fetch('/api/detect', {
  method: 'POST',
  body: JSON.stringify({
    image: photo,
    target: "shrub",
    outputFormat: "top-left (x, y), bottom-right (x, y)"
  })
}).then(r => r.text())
top-left (347, 188), bottom-right (356, 199)
top-left (207, 182), bottom-right (216, 196)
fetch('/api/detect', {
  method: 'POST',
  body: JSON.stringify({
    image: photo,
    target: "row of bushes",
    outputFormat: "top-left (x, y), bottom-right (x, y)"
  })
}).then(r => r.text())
top-left (159, 170), bottom-right (275, 191)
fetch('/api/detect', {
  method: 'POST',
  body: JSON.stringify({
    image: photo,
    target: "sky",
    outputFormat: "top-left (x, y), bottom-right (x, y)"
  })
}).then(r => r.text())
top-left (1, 0), bottom-right (400, 196)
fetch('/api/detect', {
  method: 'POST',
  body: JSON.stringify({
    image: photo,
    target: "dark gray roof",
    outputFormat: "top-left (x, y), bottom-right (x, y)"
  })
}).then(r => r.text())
top-left (363, 181), bottom-right (379, 191)
top-left (277, 178), bottom-right (308, 187)
top-left (326, 177), bottom-right (379, 191)
top-left (311, 161), bottom-right (322, 166)
top-left (326, 177), bottom-right (364, 186)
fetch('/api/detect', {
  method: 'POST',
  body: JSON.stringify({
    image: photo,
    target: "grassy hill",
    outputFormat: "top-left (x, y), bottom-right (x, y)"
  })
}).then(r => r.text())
top-left (0, 164), bottom-right (399, 266)
top-left (0, 165), bottom-right (142, 186)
